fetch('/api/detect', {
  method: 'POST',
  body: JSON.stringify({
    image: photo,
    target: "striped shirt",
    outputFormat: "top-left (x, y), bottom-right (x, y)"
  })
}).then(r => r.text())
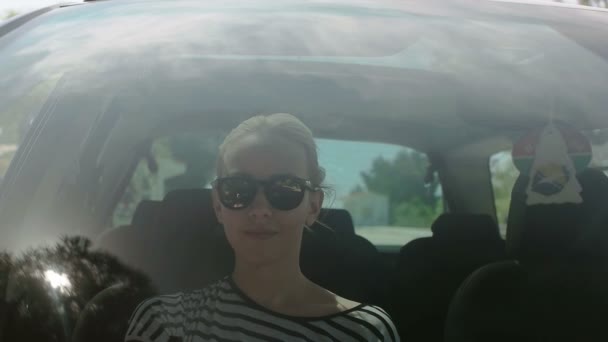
top-left (125, 277), bottom-right (400, 342)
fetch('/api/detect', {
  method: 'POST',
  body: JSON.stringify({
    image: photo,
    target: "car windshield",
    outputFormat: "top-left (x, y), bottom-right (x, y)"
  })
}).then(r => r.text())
top-left (1, 1), bottom-right (608, 342)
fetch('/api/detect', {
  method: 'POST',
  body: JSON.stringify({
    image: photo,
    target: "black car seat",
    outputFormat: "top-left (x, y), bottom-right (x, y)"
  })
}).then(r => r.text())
top-left (445, 260), bottom-right (532, 342)
top-left (95, 200), bottom-right (162, 271)
top-left (96, 188), bottom-right (234, 293)
top-left (445, 168), bottom-right (608, 342)
top-left (317, 208), bottom-right (356, 236)
top-left (446, 260), bottom-right (608, 342)
top-left (150, 188), bottom-right (234, 292)
top-left (131, 200), bottom-right (162, 229)
top-left (301, 208), bottom-right (384, 304)
top-left (509, 168), bottom-right (608, 265)
top-left (562, 168), bottom-right (608, 263)
top-left (100, 192), bottom-right (381, 302)
top-left (390, 213), bottom-right (506, 342)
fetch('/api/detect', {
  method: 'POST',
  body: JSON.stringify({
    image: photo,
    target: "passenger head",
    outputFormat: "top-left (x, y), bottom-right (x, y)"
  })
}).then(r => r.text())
top-left (212, 113), bottom-right (325, 266)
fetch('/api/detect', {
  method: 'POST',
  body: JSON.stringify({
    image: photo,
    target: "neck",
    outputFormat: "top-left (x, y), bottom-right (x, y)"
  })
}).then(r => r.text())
top-left (232, 255), bottom-right (309, 308)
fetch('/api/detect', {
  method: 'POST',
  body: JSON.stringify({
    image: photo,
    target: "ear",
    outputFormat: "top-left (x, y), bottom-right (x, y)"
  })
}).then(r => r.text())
top-left (306, 190), bottom-right (324, 226)
top-left (212, 189), bottom-right (224, 224)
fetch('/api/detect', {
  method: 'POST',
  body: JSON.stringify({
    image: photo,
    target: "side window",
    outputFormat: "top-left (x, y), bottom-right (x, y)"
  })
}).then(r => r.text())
top-left (112, 133), bottom-right (219, 227)
top-left (590, 129), bottom-right (608, 174)
top-left (0, 76), bottom-right (63, 183)
top-left (317, 139), bottom-right (443, 246)
top-left (490, 151), bottom-right (519, 236)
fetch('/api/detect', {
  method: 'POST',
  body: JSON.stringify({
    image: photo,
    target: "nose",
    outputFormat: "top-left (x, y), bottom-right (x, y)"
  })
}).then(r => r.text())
top-left (248, 187), bottom-right (272, 220)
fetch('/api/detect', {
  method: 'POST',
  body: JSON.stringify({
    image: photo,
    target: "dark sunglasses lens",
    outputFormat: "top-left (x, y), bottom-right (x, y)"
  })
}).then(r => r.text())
top-left (265, 177), bottom-right (306, 210)
top-left (218, 178), bottom-right (256, 209)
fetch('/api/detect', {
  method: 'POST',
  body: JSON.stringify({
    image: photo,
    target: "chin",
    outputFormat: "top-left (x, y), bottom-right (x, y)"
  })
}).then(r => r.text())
top-left (237, 250), bottom-right (286, 268)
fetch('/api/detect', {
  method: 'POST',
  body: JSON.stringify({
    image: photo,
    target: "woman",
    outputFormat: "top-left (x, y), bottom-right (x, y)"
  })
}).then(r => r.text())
top-left (125, 113), bottom-right (400, 342)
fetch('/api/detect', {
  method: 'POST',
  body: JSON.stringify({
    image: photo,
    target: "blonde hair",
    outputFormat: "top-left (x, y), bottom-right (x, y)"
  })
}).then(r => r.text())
top-left (216, 113), bottom-right (326, 187)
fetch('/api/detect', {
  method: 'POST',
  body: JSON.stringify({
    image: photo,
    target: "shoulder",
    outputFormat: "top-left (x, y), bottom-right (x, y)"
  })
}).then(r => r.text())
top-left (131, 292), bottom-right (185, 319)
top-left (129, 277), bottom-right (232, 315)
top-left (124, 292), bottom-right (186, 339)
top-left (132, 277), bottom-right (231, 315)
top-left (125, 278), bottom-right (232, 341)
top-left (124, 293), bottom-right (181, 341)
top-left (344, 305), bottom-right (400, 342)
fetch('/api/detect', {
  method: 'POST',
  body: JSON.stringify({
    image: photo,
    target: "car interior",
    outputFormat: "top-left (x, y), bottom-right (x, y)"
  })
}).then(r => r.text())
top-left (1, 2), bottom-right (608, 341)
top-left (79, 115), bottom-right (606, 342)
top-left (84, 121), bottom-right (608, 342)
top-left (0, 82), bottom-right (606, 341)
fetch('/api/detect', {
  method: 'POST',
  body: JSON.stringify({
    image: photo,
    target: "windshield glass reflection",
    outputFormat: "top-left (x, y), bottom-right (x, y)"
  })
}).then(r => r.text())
top-left (1, 236), bottom-right (156, 342)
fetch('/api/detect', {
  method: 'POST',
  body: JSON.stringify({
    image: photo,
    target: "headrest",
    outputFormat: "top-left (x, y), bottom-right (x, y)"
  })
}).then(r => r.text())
top-left (508, 122), bottom-right (594, 255)
top-left (316, 208), bottom-right (355, 236)
top-left (577, 168), bottom-right (608, 215)
top-left (163, 187), bottom-right (212, 208)
top-left (159, 188), bottom-right (217, 228)
top-left (512, 122), bottom-right (592, 205)
top-left (131, 200), bottom-right (161, 227)
top-left (516, 168), bottom-right (608, 263)
top-left (431, 213), bottom-right (501, 242)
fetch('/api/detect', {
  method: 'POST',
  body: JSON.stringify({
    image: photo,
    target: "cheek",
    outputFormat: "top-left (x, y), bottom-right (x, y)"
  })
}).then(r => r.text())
top-left (219, 212), bottom-right (246, 238)
top-left (273, 209), bottom-right (309, 239)
top-left (273, 214), bottom-right (305, 250)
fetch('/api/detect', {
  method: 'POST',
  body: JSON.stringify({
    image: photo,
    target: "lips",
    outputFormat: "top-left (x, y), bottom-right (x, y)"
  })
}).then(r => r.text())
top-left (242, 230), bottom-right (278, 240)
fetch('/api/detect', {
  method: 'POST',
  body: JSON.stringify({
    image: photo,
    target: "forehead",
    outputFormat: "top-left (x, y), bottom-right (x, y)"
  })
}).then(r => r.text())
top-left (223, 134), bottom-right (309, 179)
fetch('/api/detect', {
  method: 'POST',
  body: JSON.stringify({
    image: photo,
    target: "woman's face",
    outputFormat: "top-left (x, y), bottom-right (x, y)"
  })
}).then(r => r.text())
top-left (213, 134), bottom-right (323, 266)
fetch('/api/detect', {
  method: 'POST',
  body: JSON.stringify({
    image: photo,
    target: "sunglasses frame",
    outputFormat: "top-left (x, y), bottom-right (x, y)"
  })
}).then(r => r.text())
top-left (212, 174), bottom-right (318, 211)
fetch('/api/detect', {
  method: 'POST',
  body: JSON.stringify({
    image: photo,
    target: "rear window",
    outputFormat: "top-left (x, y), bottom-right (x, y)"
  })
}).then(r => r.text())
top-left (0, 76), bottom-right (62, 183)
top-left (318, 139), bottom-right (442, 246)
top-left (112, 135), bottom-right (443, 246)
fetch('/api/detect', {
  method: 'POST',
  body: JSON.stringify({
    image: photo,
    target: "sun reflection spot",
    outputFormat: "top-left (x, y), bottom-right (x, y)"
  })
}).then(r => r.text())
top-left (44, 270), bottom-right (71, 293)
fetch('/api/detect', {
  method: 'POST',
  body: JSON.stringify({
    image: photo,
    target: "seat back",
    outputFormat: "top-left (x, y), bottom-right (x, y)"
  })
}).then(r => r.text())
top-left (446, 260), bottom-right (608, 342)
top-left (153, 188), bottom-right (234, 292)
top-left (131, 200), bottom-right (161, 228)
top-left (447, 169), bottom-right (608, 342)
top-left (96, 188), bottom-right (233, 293)
top-left (95, 200), bottom-right (162, 265)
top-left (391, 213), bottom-right (506, 342)
top-left (445, 261), bottom-right (529, 342)
top-left (510, 168), bottom-right (608, 265)
top-left (301, 208), bottom-right (382, 303)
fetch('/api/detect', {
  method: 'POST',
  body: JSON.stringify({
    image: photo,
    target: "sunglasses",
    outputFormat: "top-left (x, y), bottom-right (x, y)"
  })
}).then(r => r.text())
top-left (213, 174), bottom-right (318, 211)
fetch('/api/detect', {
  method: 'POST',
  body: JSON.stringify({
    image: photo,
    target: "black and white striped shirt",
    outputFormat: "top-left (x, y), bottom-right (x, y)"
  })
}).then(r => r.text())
top-left (125, 277), bottom-right (399, 342)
